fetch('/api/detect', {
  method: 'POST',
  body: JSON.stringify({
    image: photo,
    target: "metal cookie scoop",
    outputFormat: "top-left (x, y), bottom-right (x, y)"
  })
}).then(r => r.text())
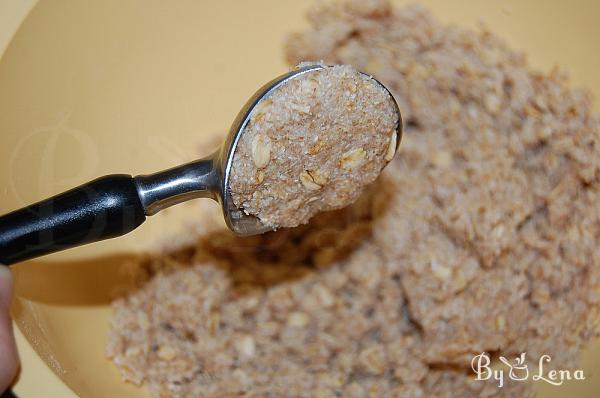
top-left (0, 65), bottom-right (402, 265)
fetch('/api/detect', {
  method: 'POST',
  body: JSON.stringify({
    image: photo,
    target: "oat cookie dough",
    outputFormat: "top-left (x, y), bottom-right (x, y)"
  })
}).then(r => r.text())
top-left (229, 64), bottom-right (399, 228)
top-left (108, 1), bottom-right (600, 397)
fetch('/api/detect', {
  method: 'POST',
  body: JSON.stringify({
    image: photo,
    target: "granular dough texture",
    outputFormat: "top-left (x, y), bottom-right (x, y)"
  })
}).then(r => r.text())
top-left (229, 64), bottom-right (399, 228)
top-left (107, 1), bottom-right (600, 397)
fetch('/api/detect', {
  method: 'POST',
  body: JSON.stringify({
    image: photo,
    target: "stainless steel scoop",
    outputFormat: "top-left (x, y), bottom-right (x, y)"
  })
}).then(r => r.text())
top-left (0, 64), bottom-right (402, 265)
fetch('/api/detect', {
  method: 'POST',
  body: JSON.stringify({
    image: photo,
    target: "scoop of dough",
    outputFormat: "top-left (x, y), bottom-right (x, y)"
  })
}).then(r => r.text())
top-left (229, 64), bottom-right (399, 228)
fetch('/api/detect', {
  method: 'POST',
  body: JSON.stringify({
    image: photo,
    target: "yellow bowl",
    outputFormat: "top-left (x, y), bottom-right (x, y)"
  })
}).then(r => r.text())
top-left (1, 1), bottom-right (599, 396)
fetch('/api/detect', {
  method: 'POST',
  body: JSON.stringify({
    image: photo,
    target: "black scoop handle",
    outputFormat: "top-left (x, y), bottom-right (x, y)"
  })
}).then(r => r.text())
top-left (0, 175), bottom-right (146, 265)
